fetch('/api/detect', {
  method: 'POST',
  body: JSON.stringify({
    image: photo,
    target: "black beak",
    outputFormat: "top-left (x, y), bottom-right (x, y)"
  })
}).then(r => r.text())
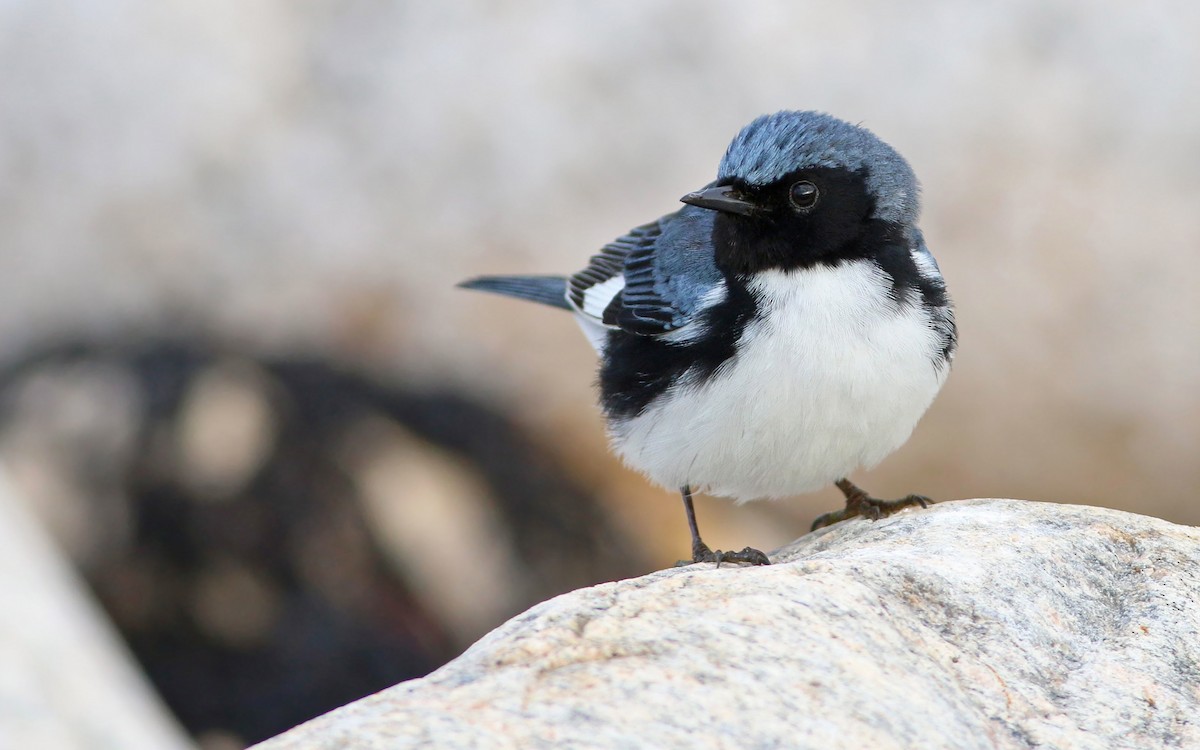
top-left (679, 184), bottom-right (761, 216)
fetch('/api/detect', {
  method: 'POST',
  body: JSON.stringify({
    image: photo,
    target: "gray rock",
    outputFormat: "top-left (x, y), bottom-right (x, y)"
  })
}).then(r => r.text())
top-left (254, 499), bottom-right (1200, 750)
top-left (0, 470), bottom-right (193, 750)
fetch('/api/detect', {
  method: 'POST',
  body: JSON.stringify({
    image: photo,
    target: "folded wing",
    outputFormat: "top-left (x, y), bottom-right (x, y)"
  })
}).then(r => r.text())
top-left (568, 205), bottom-right (724, 339)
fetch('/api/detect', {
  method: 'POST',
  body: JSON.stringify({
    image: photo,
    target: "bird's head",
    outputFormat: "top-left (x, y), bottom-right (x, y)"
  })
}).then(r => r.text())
top-left (681, 111), bottom-right (919, 275)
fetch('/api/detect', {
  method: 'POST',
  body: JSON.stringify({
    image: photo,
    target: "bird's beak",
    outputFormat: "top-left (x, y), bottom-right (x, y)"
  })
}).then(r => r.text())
top-left (679, 184), bottom-right (761, 216)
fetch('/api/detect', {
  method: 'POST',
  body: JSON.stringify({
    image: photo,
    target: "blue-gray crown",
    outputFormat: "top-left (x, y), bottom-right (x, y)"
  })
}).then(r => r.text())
top-left (718, 111), bottom-right (919, 225)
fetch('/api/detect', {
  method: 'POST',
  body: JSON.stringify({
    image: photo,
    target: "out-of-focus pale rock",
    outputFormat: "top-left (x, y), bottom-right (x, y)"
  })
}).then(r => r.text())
top-left (255, 499), bottom-right (1200, 750)
top-left (0, 469), bottom-right (193, 750)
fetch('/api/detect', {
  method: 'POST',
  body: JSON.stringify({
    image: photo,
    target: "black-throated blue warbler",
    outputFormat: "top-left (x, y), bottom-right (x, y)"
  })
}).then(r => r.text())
top-left (462, 111), bottom-right (956, 565)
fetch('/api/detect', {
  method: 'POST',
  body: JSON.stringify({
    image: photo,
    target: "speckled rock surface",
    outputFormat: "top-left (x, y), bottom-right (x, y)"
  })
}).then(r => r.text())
top-left (255, 499), bottom-right (1200, 750)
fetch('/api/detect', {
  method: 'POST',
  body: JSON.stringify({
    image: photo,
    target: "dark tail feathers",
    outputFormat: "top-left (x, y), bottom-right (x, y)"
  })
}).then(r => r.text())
top-left (457, 275), bottom-right (571, 311)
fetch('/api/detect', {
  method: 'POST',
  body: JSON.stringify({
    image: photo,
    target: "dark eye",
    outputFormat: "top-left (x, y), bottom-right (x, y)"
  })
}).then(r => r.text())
top-left (789, 181), bottom-right (819, 212)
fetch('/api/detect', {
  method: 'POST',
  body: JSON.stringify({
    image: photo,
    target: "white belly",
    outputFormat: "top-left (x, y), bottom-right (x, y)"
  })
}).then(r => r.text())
top-left (608, 261), bottom-right (950, 501)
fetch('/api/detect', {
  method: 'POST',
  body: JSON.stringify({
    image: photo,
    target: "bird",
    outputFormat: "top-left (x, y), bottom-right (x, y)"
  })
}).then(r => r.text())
top-left (460, 110), bottom-right (956, 566)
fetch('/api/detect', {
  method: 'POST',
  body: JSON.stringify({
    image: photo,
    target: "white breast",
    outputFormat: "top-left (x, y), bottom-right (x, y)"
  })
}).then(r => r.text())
top-left (608, 261), bottom-right (950, 501)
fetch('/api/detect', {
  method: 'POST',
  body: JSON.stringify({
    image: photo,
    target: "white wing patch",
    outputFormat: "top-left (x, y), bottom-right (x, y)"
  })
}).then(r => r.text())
top-left (573, 313), bottom-right (610, 353)
top-left (910, 247), bottom-right (942, 280)
top-left (581, 276), bottom-right (625, 319)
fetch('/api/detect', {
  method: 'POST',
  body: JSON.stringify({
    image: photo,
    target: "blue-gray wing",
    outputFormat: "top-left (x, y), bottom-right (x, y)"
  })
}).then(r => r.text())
top-left (567, 204), bottom-right (723, 337)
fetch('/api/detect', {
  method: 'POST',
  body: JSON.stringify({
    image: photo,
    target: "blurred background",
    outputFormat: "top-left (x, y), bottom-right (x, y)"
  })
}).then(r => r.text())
top-left (1, 1), bottom-right (1199, 747)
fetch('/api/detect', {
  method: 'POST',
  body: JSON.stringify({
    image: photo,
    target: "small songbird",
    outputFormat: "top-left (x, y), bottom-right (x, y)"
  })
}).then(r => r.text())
top-left (461, 111), bottom-right (956, 565)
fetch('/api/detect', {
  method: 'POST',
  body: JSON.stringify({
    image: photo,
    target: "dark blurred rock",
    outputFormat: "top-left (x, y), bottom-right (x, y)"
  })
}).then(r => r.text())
top-left (0, 338), bottom-right (646, 745)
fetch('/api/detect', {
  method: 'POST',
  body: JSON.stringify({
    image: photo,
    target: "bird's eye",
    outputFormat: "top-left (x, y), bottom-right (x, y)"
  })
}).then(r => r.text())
top-left (789, 181), bottom-right (819, 212)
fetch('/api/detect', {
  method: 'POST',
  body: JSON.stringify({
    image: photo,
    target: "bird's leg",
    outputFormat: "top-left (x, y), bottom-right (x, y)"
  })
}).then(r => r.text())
top-left (810, 478), bottom-right (932, 531)
top-left (678, 485), bottom-right (770, 566)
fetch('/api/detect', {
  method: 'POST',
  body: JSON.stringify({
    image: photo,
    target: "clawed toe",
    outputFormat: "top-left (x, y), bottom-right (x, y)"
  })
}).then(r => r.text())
top-left (689, 541), bottom-right (771, 567)
top-left (812, 481), bottom-right (936, 530)
top-left (865, 494), bottom-right (930, 516)
top-left (811, 508), bottom-right (848, 531)
top-left (722, 546), bottom-right (771, 566)
top-left (905, 494), bottom-right (931, 509)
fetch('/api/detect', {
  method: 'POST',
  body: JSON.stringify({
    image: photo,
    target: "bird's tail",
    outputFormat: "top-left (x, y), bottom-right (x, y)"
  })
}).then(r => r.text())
top-left (457, 275), bottom-right (571, 311)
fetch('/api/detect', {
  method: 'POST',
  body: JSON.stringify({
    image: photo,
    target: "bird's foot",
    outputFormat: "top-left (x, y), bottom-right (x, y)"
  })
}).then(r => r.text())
top-left (811, 486), bottom-right (932, 531)
top-left (678, 540), bottom-right (771, 567)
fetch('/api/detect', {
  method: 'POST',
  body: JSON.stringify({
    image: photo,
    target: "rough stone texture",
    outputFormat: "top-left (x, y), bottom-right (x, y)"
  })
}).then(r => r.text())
top-left (256, 499), bottom-right (1200, 750)
top-left (0, 469), bottom-right (193, 750)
